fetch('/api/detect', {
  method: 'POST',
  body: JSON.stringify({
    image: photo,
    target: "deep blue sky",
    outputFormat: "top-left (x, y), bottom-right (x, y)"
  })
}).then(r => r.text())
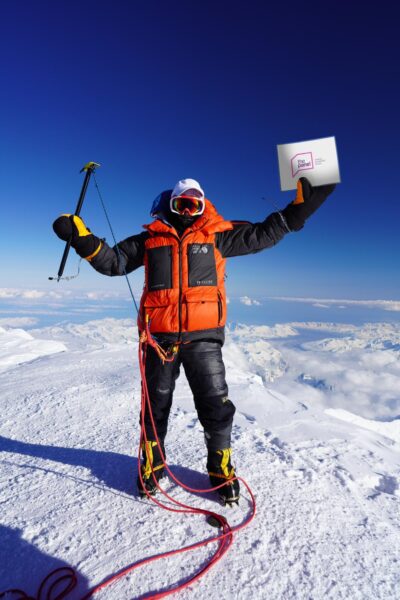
top-left (1, 0), bottom-right (399, 301)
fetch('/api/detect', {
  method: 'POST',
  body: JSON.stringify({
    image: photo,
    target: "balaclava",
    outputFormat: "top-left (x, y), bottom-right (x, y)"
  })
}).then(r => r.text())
top-left (168, 211), bottom-right (198, 236)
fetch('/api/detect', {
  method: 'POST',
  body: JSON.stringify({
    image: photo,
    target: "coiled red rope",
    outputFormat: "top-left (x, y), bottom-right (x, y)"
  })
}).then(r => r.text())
top-left (0, 567), bottom-right (77, 600)
top-left (1, 325), bottom-right (256, 599)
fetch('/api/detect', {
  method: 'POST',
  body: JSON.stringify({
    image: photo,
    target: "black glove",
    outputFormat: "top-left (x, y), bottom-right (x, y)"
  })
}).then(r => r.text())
top-left (53, 214), bottom-right (102, 260)
top-left (281, 177), bottom-right (336, 231)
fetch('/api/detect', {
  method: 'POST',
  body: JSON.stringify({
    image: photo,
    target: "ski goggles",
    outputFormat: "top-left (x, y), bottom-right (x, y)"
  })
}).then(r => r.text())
top-left (170, 194), bottom-right (205, 216)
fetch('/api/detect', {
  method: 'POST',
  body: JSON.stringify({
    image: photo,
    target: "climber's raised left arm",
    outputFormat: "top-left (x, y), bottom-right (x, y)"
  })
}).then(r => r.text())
top-left (216, 177), bottom-right (335, 258)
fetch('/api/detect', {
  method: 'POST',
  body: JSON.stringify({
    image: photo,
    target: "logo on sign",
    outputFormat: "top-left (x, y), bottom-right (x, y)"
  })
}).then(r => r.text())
top-left (291, 152), bottom-right (314, 177)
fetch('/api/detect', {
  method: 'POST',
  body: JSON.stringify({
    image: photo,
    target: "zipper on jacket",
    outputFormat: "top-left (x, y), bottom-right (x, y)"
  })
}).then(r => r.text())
top-left (177, 232), bottom-right (189, 341)
top-left (178, 244), bottom-right (182, 339)
top-left (217, 290), bottom-right (223, 325)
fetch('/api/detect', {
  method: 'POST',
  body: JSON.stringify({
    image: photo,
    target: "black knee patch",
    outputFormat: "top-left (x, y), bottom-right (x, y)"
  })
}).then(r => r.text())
top-left (195, 395), bottom-right (236, 449)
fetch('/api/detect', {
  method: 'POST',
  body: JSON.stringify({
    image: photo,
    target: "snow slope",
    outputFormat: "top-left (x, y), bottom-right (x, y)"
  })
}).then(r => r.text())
top-left (0, 319), bottom-right (399, 599)
top-left (0, 325), bottom-right (66, 373)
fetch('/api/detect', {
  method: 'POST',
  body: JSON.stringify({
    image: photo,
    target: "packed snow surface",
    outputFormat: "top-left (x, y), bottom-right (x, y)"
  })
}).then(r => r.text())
top-left (1, 318), bottom-right (399, 599)
top-left (0, 325), bottom-right (65, 373)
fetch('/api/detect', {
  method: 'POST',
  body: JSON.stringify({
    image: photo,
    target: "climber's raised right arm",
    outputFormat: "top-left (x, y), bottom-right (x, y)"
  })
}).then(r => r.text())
top-left (52, 214), bottom-right (147, 276)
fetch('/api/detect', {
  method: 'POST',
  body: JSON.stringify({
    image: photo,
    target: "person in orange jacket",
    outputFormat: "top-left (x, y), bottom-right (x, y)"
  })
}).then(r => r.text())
top-left (53, 177), bottom-right (335, 504)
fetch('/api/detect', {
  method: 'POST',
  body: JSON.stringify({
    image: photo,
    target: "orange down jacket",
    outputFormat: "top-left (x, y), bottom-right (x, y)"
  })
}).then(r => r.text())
top-left (88, 196), bottom-right (292, 344)
top-left (139, 200), bottom-right (233, 342)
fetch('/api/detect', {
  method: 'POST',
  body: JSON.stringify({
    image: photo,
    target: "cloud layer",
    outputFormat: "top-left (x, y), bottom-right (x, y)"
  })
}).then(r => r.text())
top-left (0, 288), bottom-right (129, 301)
top-left (0, 317), bottom-right (39, 327)
top-left (240, 295), bottom-right (262, 306)
top-left (224, 320), bottom-right (400, 421)
top-left (271, 296), bottom-right (400, 312)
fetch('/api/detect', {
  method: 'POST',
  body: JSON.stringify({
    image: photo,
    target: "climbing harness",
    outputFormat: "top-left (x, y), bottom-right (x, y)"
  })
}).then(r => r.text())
top-left (2, 163), bottom-right (256, 599)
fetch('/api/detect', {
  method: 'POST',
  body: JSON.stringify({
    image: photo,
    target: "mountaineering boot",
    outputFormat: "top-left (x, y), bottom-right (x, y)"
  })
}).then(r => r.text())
top-left (207, 448), bottom-right (240, 506)
top-left (137, 440), bottom-right (166, 498)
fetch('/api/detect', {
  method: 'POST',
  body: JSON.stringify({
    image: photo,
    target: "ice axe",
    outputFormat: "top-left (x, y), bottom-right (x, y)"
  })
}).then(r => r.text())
top-left (49, 161), bottom-right (100, 281)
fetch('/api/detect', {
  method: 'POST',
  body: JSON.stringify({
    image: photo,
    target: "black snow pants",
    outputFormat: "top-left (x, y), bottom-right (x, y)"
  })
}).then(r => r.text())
top-left (142, 340), bottom-right (235, 450)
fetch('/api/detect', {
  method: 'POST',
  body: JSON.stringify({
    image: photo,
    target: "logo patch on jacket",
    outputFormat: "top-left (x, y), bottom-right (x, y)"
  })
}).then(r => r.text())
top-left (190, 244), bottom-right (209, 255)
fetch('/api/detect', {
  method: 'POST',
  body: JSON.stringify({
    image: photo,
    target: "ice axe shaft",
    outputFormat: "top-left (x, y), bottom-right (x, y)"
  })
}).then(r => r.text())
top-left (54, 162), bottom-right (100, 281)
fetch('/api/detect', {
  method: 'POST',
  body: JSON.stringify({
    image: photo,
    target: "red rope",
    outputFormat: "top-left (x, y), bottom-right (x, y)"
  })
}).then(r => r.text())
top-left (83, 331), bottom-right (256, 598)
top-left (1, 326), bottom-right (256, 600)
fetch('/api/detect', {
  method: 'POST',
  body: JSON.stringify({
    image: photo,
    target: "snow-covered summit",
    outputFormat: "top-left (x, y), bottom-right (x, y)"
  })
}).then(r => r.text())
top-left (0, 318), bottom-right (399, 599)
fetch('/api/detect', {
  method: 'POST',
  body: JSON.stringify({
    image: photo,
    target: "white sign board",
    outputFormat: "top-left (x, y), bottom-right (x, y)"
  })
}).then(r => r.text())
top-left (277, 136), bottom-right (340, 191)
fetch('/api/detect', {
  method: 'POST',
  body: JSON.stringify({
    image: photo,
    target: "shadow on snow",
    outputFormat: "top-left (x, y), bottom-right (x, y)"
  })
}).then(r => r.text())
top-left (0, 435), bottom-right (220, 503)
top-left (0, 438), bottom-right (223, 598)
top-left (0, 525), bottom-right (90, 596)
top-left (0, 434), bottom-right (136, 495)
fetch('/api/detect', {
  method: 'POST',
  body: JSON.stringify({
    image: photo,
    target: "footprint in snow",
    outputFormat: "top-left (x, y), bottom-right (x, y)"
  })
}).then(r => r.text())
top-left (368, 474), bottom-right (399, 499)
top-left (284, 468), bottom-right (313, 482)
top-left (241, 413), bottom-right (256, 424)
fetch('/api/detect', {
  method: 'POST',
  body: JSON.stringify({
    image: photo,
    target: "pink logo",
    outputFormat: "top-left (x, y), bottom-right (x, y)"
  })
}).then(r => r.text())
top-left (291, 152), bottom-right (314, 177)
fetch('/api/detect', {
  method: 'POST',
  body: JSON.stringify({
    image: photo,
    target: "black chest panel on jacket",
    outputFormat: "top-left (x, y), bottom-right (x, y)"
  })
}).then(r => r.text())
top-left (147, 245), bottom-right (173, 291)
top-left (187, 243), bottom-right (217, 287)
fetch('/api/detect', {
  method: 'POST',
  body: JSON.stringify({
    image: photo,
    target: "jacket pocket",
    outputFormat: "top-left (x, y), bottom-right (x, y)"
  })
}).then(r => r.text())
top-left (142, 289), bottom-right (179, 333)
top-left (184, 288), bottom-right (219, 331)
top-left (185, 298), bottom-right (219, 332)
top-left (147, 245), bottom-right (172, 291)
top-left (187, 243), bottom-right (217, 287)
